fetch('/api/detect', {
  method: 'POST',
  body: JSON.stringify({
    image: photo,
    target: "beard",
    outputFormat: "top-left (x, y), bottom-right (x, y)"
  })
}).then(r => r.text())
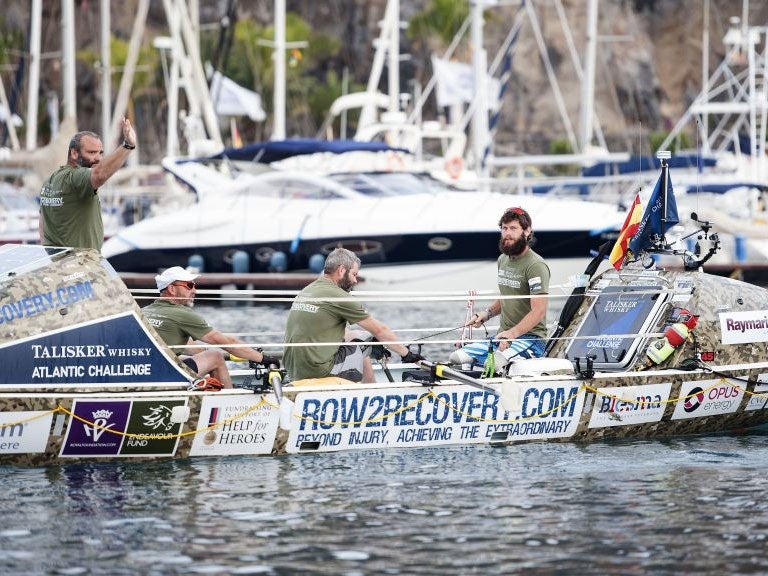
top-left (499, 235), bottom-right (527, 257)
top-left (76, 155), bottom-right (95, 168)
top-left (338, 271), bottom-right (355, 292)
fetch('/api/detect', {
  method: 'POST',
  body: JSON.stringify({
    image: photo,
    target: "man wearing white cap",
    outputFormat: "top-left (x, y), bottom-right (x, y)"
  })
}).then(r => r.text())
top-left (142, 266), bottom-right (278, 389)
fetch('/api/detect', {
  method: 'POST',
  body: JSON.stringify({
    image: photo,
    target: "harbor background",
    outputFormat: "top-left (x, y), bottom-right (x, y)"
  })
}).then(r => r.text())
top-left (2, 0), bottom-right (767, 160)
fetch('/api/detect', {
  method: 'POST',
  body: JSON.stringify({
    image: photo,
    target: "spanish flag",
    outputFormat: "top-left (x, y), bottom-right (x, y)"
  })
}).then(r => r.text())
top-left (609, 193), bottom-right (642, 270)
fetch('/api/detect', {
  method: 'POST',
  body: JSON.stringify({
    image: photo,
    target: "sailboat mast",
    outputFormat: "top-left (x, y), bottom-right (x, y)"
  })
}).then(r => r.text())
top-left (26, 0), bottom-right (42, 150)
top-left (701, 0), bottom-right (709, 146)
top-left (272, 0), bottom-right (286, 140)
top-left (579, 0), bottom-right (598, 152)
top-left (387, 0), bottom-right (400, 116)
top-left (100, 0), bottom-right (111, 143)
top-left (62, 0), bottom-right (77, 124)
top-left (471, 0), bottom-right (489, 180)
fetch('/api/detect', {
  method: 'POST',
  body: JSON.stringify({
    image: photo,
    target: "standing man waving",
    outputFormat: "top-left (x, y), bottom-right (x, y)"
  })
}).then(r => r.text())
top-left (40, 117), bottom-right (137, 250)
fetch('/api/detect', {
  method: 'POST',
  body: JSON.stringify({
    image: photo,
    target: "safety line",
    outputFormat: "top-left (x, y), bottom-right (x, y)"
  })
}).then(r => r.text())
top-left (4, 377), bottom-right (766, 436)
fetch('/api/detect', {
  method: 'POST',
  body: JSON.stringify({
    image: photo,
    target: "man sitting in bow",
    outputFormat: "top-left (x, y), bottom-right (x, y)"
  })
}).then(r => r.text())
top-left (143, 266), bottom-right (278, 389)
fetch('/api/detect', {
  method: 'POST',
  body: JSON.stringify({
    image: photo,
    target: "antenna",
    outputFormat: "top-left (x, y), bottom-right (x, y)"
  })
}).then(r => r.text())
top-left (656, 150), bottom-right (671, 249)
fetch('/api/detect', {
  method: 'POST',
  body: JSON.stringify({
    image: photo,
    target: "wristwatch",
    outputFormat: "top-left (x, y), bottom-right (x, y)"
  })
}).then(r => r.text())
top-left (122, 141), bottom-right (136, 150)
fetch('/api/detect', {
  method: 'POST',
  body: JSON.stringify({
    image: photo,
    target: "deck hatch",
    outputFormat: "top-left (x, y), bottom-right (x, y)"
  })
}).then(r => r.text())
top-left (564, 283), bottom-right (668, 371)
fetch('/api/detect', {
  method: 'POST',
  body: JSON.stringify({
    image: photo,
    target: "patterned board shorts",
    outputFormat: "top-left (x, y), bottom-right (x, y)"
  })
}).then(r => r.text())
top-left (449, 333), bottom-right (546, 368)
top-left (329, 342), bottom-right (372, 382)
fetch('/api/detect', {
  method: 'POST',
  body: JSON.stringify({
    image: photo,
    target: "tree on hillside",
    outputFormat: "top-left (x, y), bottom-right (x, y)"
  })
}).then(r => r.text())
top-left (200, 12), bottom-right (341, 138)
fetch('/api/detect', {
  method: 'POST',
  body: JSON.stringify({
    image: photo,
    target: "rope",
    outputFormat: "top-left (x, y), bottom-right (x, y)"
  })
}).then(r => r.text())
top-left (0, 406), bottom-right (63, 429)
top-left (223, 324), bottom-right (503, 338)
top-left (5, 375), bottom-right (768, 436)
top-left (131, 288), bottom-right (499, 297)
top-left (583, 378), bottom-right (729, 406)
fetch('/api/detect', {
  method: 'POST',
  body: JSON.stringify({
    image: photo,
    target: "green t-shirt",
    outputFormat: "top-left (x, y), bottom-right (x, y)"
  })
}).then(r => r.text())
top-left (497, 249), bottom-right (550, 339)
top-left (284, 277), bottom-right (370, 380)
top-left (40, 165), bottom-right (104, 249)
top-left (142, 300), bottom-right (213, 355)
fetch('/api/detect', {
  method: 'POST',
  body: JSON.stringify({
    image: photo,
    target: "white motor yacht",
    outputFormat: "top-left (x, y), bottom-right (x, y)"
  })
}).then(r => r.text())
top-left (102, 166), bottom-right (626, 273)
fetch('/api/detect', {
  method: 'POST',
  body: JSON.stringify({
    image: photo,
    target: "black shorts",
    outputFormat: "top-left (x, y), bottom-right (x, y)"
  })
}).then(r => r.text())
top-left (181, 356), bottom-right (199, 373)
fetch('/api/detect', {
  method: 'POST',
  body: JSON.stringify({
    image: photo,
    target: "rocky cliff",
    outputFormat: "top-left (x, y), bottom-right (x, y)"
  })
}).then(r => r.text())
top-left (0, 0), bottom-right (765, 161)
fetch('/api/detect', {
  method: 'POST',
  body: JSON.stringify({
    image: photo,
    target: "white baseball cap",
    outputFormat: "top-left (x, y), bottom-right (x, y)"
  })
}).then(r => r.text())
top-left (155, 266), bottom-right (199, 291)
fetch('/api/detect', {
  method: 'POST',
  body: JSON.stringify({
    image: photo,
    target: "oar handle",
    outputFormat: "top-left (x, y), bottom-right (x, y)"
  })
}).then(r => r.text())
top-left (416, 360), bottom-right (498, 394)
top-left (269, 370), bottom-right (283, 404)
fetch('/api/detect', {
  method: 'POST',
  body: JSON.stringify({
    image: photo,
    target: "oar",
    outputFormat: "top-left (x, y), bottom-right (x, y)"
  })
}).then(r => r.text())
top-left (380, 361), bottom-right (395, 383)
top-left (416, 360), bottom-right (522, 413)
top-left (416, 360), bottom-right (497, 394)
top-left (267, 364), bottom-right (283, 404)
top-left (231, 354), bottom-right (284, 403)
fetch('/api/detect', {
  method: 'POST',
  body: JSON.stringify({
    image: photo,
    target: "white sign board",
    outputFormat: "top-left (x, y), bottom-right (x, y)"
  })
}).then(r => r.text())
top-left (0, 411), bottom-right (52, 454)
top-left (286, 382), bottom-right (585, 453)
top-left (719, 310), bottom-right (768, 344)
top-left (746, 373), bottom-right (768, 412)
top-left (588, 383), bottom-right (671, 428)
top-left (189, 395), bottom-right (280, 456)
top-left (672, 379), bottom-right (744, 420)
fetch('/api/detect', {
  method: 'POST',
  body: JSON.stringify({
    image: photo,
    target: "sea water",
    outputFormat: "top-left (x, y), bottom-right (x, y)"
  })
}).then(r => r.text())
top-left (2, 438), bottom-right (768, 574)
top-left (2, 260), bottom-right (768, 574)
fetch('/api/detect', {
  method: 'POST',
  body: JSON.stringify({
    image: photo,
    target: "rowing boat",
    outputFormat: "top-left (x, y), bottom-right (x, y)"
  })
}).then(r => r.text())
top-left (2, 162), bottom-right (768, 466)
top-left (1, 245), bottom-right (767, 466)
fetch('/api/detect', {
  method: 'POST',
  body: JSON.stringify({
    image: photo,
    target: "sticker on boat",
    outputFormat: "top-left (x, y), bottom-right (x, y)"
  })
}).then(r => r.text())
top-left (588, 383), bottom-right (672, 428)
top-left (0, 311), bottom-right (190, 386)
top-left (719, 310), bottom-right (768, 344)
top-left (286, 382), bottom-right (584, 453)
top-left (60, 399), bottom-right (186, 457)
top-left (189, 395), bottom-right (280, 456)
top-left (0, 411), bottom-right (53, 454)
top-left (745, 374), bottom-right (768, 411)
top-left (671, 379), bottom-right (744, 420)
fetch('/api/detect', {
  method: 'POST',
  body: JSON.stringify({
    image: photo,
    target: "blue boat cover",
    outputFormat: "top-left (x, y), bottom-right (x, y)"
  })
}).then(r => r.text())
top-left (183, 139), bottom-right (410, 165)
top-left (686, 182), bottom-right (768, 194)
top-left (581, 154), bottom-right (717, 177)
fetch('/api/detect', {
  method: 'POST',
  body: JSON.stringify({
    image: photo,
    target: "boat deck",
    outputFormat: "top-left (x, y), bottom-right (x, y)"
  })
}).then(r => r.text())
top-left (666, 262), bottom-right (768, 285)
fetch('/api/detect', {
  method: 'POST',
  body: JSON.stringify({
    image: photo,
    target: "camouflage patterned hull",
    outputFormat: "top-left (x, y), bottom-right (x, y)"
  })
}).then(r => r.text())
top-left (3, 365), bottom-right (768, 467)
top-left (1, 247), bottom-right (768, 466)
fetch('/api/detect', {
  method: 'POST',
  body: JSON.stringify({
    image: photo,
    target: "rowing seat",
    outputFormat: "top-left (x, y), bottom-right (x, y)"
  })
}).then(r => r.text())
top-left (289, 376), bottom-right (358, 388)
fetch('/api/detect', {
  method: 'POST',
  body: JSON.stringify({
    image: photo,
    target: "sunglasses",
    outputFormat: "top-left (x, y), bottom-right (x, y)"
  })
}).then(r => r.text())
top-left (171, 281), bottom-right (196, 289)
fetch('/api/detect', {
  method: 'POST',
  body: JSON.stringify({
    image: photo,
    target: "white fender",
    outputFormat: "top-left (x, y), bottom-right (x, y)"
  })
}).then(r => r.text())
top-left (505, 357), bottom-right (574, 376)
